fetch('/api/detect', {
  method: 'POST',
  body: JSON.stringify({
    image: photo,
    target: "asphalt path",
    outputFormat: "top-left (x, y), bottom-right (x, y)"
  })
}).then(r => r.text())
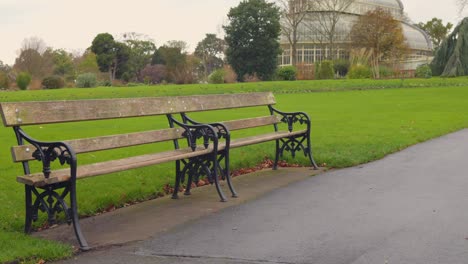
top-left (60, 129), bottom-right (468, 264)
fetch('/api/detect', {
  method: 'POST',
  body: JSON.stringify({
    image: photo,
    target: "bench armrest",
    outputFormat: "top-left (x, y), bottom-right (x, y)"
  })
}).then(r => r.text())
top-left (14, 127), bottom-right (77, 179)
top-left (269, 106), bottom-right (311, 133)
top-left (181, 113), bottom-right (230, 141)
top-left (168, 115), bottom-right (220, 152)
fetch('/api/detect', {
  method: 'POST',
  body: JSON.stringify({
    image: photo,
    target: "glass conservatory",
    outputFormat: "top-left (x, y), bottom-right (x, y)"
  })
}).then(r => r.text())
top-left (278, 0), bottom-right (433, 70)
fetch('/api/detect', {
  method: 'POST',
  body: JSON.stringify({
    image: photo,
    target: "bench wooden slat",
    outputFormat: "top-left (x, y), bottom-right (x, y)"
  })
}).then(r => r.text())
top-left (217, 130), bottom-right (308, 150)
top-left (223, 115), bottom-right (282, 131)
top-left (11, 128), bottom-right (185, 162)
top-left (16, 146), bottom-right (214, 187)
top-left (1, 92), bottom-right (276, 126)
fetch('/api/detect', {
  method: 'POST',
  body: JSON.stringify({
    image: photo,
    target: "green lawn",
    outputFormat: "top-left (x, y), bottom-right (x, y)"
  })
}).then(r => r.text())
top-left (1, 79), bottom-right (468, 262)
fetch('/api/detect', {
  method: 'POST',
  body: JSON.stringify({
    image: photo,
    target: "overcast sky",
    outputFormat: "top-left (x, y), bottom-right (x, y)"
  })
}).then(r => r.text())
top-left (0, 0), bottom-right (464, 65)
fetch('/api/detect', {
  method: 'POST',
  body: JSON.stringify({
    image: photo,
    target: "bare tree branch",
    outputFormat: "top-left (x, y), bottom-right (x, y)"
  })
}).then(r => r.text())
top-left (305, 0), bottom-right (355, 60)
top-left (457, 0), bottom-right (468, 14)
top-left (276, 0), bottom-right (314, 66)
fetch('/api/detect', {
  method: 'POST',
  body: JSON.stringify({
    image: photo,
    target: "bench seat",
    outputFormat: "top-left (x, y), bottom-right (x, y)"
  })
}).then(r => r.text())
top-left (219, 130), bottom-right (308, 150)
top-left (17, 146), bottom-right (214, 187)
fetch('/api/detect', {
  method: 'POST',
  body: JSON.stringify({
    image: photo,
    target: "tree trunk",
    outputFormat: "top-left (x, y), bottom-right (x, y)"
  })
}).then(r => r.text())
top-left (292, 28), bottom-right (297, 66)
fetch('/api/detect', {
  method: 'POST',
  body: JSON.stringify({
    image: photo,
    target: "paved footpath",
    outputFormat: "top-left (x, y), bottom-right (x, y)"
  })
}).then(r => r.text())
top-left (57, 129), bottom-right (468, 264)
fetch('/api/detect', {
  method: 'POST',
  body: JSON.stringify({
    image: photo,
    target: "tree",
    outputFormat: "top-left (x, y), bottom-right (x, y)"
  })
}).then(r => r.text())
top-left (224, 0), bottom-right (281, 81)
top-left (20, 37), bottom-right (47, 54)
top-left (91, 33), bottom-right (116, 80)
top-left (276, 0), bottom-right (313, 66)
top-left (75, 51), bottom-right (100, 75)
top-left (306, 0), bottom-right (355, 60)
top-left (52, 49), bottom-right (75, 79)
top-left (14, 37), bottom-right (54, 79)
top-left (113, 42), bottom-right (131, 80)
top-left (0, 60), bottom-right (10, 73)
top-left (458, 0), bottom-right (468, 14)
top-left (350, 8), bottom-right (408, 79)
top-left (151, 45), bottom-right (187, 82)
top-left (91, 33), bottom-right (129, 81)
top-left (166, 40), bottom-right (189, 53)
top-left (139, 64), bottom-right (166, 84)
top-left (417, 18), bottom-right (453, 51)
top-left (195, 34), bottom-right (225, 78)
top-left (431, 17), bottom-right (468, 77)
top-left (121, 32), bottom-right (157, 81)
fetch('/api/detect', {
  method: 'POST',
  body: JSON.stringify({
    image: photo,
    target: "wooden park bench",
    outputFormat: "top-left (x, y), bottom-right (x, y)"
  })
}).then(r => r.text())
top-left (0, 92), bottom-right (317, 250)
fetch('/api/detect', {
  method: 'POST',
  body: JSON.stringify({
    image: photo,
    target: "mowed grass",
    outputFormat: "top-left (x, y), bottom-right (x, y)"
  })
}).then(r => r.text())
top-left (1, 79), bottom-right (468, 262)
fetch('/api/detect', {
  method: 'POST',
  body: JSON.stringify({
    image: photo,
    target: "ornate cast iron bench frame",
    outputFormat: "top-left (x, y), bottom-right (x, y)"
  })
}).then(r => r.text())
top-left (180, 92), bottom-right (318, 197)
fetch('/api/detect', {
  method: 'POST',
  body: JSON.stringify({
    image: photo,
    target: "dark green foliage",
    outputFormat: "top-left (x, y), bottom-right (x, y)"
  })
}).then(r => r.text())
top-left (121, 72), bottom-right (131, 82)
top-left (99, 80), bottom-right (112, 87)
top-left (113, 42), bottom-right (131, 79)
top-left (415, 64), bottom-right (432, 78)
top-left (151, 46), bottom-right (186, 82)
top-left (76, 73), bottom-right (97, 88)
top-left (431, 17), bottom-right (468, 77)
top-left (151, 49), bottom-right (165, 65)
top-left (16, 72), bottom-right (31, 90)
top-left (224, 0), bottom-right (281, 81)
top-left (52, 49), bottom-right (75, 79)
top-left (91, 33), bottom-right (116, 73)
top-left (347, 65), bottom-right (372, 79)
top-left (124, 39), bottom-right (156, 81)
top-left (42, 75), bottom-right (65, 89)
top-left (277, 66), bottom-right (297, 81)
top-left (0, 72), bottom-right (9, 88)
top-left (316, 60), bottom-right (334, 80)
top-left (208, 69), bottom-right (225, 84)
top-left (91, 33), bottom-right (130, 81)
top-left (333, 60), bottom-right (350, 77)
top-left (379, 66), bottom-right (393, 78)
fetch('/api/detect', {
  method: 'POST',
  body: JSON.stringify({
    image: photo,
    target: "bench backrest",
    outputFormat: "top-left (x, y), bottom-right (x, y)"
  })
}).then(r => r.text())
top-left (0, 92), bottom-right (277, 162)
top-left (0, 93), bottom-right (275, 126)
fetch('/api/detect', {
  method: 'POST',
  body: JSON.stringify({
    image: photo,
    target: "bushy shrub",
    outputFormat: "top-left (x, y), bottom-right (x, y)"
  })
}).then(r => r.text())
top-left (347, 65), bottom-right (372, 79)
top-left (121, 72), bottom-right (131, 83)
top-left (209, 69), bottom-right (225, 84)
top-left (317, 60), bottom-right (334, 80)
top-left (16, 72), bottom-right (31, 90)
top-left (76, 73), bottom-right (97, 88)
top-left (415, 64), bottom-right (432, 78)
top-left (314, 61), bottom-right (320, 80)
top-left (243, 73), bottom-right (260, 82)
top-left (0, 72), bottom-right (9, 89)
top-left (139, 64), bottom-right (166, 84)
top-left (223, 65), bottom-right (238, 83)
top-left (277, 66), bottom-right (297, 81)
top-left (333, 60), bottom-right (350, 77)
top-left (99, 80), bottom-right (112, 87)
top-left (42, 75), bottom-right (65, 89)
top-left (379, 66), bottom-right (394, 78)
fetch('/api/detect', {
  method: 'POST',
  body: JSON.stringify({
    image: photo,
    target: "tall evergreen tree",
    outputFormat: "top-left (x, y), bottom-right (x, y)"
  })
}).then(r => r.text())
top-left (431, 17), bottom-right (468, 77)
top-left (224, 0), bottom-right (281, 81)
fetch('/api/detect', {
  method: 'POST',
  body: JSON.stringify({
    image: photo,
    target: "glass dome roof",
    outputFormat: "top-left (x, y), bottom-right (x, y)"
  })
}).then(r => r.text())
top-left (356, 0), bottom-right (404, 10)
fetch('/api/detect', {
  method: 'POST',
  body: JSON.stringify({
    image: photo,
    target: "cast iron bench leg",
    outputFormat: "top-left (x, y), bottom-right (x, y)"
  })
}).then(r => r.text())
top-left (221, 152), bottom-right (237, 198)
top-left (70, 180), bottom-right (90, 251)
top-left (24, 186), bottom-right (34, 234)
top-left (307, 134), bottom-right (319, 170)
